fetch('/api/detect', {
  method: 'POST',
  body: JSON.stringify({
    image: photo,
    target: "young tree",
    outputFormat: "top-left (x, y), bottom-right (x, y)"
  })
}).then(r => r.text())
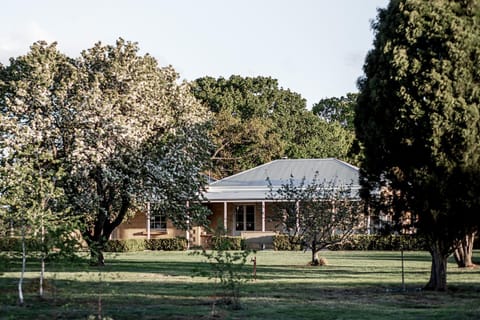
top-left (268, 175), bottom-right (364, 265)
top-left (0, 44), bottom-right (81, 302)
top-left (355, 0), bottom-right (480, 290)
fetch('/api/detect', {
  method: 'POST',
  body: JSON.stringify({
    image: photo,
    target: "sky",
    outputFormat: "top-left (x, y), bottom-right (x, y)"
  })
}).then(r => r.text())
top-left (0, 0), bottom-right (389, 108)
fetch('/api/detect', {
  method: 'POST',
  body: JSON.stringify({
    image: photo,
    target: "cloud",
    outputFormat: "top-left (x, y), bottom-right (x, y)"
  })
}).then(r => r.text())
top-left (0, 21), bottom-right (54, 64)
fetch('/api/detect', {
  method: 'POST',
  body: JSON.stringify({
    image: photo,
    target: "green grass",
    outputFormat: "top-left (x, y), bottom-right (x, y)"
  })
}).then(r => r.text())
top-left (1, 250), bottom-right (480, 319)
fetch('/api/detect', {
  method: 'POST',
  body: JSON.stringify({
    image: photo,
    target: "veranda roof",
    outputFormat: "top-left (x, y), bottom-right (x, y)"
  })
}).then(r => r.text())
top-left (203, 158), bottom-right (360, 202)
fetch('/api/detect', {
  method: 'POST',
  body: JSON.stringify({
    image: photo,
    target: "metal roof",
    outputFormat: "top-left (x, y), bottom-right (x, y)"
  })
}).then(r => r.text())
top-left (203, 158), bottom-right (360, 202)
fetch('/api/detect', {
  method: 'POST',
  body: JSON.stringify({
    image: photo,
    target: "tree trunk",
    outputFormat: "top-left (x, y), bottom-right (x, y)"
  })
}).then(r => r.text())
top-left (425, 241), bottom-right (448, 291)
top-left (18, 219), bottom-right (26, 305)
top-left (311, 241), bottom-right (319, 265)
top-left (89, 241), bottom-right (106, 266)
top-left (39, 217), bottom-right (45, 298)
top-left (454, 232), bottom-right (476, 268)
top-left (86, 188), bottom-right (131, 266)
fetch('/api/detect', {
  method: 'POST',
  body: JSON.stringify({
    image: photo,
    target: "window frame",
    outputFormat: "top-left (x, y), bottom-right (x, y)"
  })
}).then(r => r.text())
top-left (150, 214), bottom-right (167, 232)
top-left (235, 204), bottom-right (255, 232)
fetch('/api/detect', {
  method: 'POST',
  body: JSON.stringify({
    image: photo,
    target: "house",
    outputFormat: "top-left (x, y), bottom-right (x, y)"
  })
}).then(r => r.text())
top-left (113, 158), bottom-right (364, 248)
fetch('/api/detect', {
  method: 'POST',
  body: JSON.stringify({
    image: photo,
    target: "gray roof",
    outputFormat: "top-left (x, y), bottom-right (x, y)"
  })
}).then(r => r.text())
top-left (203, 158), bottom-right (359, 202)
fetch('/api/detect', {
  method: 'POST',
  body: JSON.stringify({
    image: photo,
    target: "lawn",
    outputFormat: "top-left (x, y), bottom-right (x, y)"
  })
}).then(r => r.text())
top-left (1, 250), bottom-right (479, 319)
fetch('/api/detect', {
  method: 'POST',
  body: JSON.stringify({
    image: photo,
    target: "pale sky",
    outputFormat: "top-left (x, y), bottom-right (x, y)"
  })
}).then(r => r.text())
top-left (0, 0), bottom-right (389, 108)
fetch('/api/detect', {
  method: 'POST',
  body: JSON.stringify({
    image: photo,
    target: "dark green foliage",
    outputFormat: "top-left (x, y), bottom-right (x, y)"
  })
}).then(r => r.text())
top-left (104, 239), bottom-right (146, 252)
top-left (145, 237), bottom-right (188, 251)
top-left (330, 235), bottom-right (427, 251)
top-left (103, 238), bottom-right (188, 252)
top-left (273, 234), bottom-right (426, 251)
top-left (210, 236), bottom-right (245, 250)
top-left (312, 93), bottom-right (358, 130)
top-left (355, 0), bottom-right (480, 290)
top-left (272, 235), bottom-right (301, 251)
top-left (0, 237), bottom-right (42, 252)
top-left (191, 75), bottom-right (356, 178)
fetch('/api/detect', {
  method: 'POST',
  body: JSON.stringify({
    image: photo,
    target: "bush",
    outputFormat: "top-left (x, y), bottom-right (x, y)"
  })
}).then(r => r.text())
top-left (330, 235), bottom-right (427, 251)
top-left (0, 237), bottom-right (42, 251)
top-left (145, 237), bottom-right (187, 251)
top-left (104, 239), bottom-right (146, 252)
top-left (104, 238), bottom-right (188, 252)
top-left (271, 234), bottom-right (427, 251)
top-left (210, 236), bottom-right (245, 250)
top-left (272, 235), bottom-right (301, 251)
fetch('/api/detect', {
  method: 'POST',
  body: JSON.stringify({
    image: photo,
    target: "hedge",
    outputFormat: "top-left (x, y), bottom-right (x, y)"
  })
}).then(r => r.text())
top-left (272, 234), bottom-right (428, 251)
top-left (210, 236), bottom-right (246, 250)
top-left (103, 237), bottom-right (188, 252)
top-left (272, 235), bottom-right (301, 251)
top-left (330, 235), bottom-right (428, 251)
top-left (145, 238), bottom-right (187, 251)
top-left (0, 237), bottom-right (42, 252)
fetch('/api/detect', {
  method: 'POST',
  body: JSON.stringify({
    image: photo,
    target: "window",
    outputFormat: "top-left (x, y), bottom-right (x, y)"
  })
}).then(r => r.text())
top-left (235, 205), bottom-right (255, 231)
top-left (150, 214), bottom-right (167, 231)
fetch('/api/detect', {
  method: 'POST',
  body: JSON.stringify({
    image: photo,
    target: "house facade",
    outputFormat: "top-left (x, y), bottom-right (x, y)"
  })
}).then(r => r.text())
top-left (113, 158), bottom-right (363, 248)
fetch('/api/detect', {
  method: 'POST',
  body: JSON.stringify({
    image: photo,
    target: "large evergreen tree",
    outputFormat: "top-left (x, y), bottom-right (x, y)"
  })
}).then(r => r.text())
top-left (355, 0), bottom-right (480, 290)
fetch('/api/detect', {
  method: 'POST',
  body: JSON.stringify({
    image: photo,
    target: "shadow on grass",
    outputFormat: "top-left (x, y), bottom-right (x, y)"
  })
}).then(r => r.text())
top-left (327, 252), bottom-right (433, 262)
top-left (0, 277), bottom-right (218, 320)
top-left (2, 274), bottom-right (480, 320)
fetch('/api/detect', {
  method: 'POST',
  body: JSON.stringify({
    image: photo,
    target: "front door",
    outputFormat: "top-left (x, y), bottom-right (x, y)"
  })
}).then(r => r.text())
top-left (235, 205), bottom-right (255, 233)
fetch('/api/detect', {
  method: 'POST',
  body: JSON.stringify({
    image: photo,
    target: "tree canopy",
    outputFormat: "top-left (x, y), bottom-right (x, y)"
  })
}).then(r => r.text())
top-left (355, 0), bottom-right (480, 291)
top-left (0, 39), bottom-right (213, 265)
top-left (191, 76), bottom-right (356, 178)
top-left (312, 93), bottom-right (357, 130)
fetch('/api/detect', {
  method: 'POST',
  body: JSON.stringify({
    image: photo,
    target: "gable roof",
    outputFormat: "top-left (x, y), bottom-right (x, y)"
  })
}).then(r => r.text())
top-left (204, 158), bottom-right (359, 202)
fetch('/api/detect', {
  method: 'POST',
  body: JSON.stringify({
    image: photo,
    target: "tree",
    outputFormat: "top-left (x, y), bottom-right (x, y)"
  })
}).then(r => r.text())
top-left (1, 39), bottom-right (213, 265)
top-left (355, 0), bottom-right (480, 290)
top-left (191, 76), bottom-right (291, 178)
top-left (0, 43), bottom-right (81, 303)
top-left (268, 175), bottom-right (364, 265)
top-left (191, 75), bottom-right (356, 178)
top-left (312, 93), bottom-right (358, 130)
top-left (311, 93), bottom-right (360, 166)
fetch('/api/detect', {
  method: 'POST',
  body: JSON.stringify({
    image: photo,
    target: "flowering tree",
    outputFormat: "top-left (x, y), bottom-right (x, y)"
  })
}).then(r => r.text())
top-left (0, 42), bottom-right (81, 303)
top-left (1, 39), bottom-right (213, 265)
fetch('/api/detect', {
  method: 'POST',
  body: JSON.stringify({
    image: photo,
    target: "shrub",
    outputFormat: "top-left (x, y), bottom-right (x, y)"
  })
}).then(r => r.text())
top-left (145, 237), bottom-right (187, 251)
top-left (210, 236), bottom-right (245, 250)
top-left (103, 239), bottom-right (146, 252)
top-left (330, 235), bottom-right (427, 251)
top-left (103, 237), bottom-right (188, 252)
top-left (272, 235), bottom-right (301, 251)
top-left (0, 237), bottom-right (42, 252)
